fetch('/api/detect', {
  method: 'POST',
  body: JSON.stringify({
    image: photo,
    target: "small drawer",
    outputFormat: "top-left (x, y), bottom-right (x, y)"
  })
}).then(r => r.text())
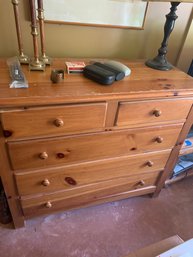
top-left (116, 99), bottom-right (192, 128)
top-left (1, 103), bottom-right (107, 139)
top-left (8, 124), bottom-right (180, 170)
top-left (15, 150), bottom-right (169, 196)
top-left (20, 171), bottom-right (159, 217)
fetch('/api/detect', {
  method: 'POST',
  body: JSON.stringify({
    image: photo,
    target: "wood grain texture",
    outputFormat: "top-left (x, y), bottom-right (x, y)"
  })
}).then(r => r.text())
top-left (1, 103), bottom-right (107, 139)
top-left (21, 174), bottom-right (159, 217)
top-left (15, 150), bottom-right (170, 196)
top-left (0, 59), bottom-right (193, 107)
top-left (116, 99), bottom-right (193, 128)
top-left (0, 58), bottom-right (193, 227)
top-left (0, 127), bottom-right (24, 228)
top-left (154, 103), bottom-right (193, 196)
top-left (8, 125), bottom-right (181, 170)
top-left (22, 185), bottom-right (156, 217)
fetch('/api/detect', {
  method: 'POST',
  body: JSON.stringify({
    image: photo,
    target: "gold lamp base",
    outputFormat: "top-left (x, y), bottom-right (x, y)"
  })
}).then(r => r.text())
top-left (29, 58), bottom-right (45, 71)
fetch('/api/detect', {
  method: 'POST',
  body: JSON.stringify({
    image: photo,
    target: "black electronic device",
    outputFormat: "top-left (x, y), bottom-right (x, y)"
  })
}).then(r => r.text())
top-left (93, 62), bottom-right (125, 81)
top-left (83, 64), bottom-right (115, 85)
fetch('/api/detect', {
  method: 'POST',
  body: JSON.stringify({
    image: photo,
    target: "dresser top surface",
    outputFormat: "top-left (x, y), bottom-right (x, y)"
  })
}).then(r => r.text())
top-left (0, 58), bottom-right (193, 107)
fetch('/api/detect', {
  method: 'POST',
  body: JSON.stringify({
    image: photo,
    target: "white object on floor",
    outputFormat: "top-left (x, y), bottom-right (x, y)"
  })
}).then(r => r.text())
top-left (156, 239), bottom-right (193, 257)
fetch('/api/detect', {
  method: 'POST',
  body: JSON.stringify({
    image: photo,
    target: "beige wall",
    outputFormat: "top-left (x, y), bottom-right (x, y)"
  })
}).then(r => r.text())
top-left (0, 1), bottom-right (192, 66)
top-left (177, 10), bottom-right (193, 72)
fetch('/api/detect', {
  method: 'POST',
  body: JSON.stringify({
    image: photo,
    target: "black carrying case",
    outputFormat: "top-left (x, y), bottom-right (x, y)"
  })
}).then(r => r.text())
top-left (93, 62), bottom-right (125, 81)
top-left (83, 64), bottom-right (115, 85)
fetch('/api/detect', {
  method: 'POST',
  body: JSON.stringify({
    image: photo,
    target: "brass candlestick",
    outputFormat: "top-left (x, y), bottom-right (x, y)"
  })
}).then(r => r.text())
top-left (29, 0), bottom-right (45, 71)
top-left (37, 0), bottom-right (51, 65)
top-left (11, 0), bottom-right (29, 64)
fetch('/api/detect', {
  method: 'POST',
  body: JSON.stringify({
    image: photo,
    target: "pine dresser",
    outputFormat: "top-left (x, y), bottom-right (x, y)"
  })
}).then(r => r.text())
top-left (0, 58), bottom-right (193, 228)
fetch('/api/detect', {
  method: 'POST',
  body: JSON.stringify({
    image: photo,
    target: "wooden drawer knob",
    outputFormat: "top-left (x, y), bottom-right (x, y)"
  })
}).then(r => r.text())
top-left (146, 160), bottom-right (154, 167)
top-left (39, 152), bottom-right (48, 160)
top-left (153, 109), bottom-right (162, 117)
top-left (42, 179), bottom-right (50, 186)
top-left (45, 201), bottom-right (52, 208)
top-left (65, 177), bottom-right (77, 186)
top-left (54, 118), bottom-right (64, 127)
top-left (155, 136), bottom-right (164, 143)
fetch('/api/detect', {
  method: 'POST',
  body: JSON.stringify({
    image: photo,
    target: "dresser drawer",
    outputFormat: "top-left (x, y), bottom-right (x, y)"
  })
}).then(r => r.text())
top-left (15, 150), bottom-right (170, 196)
top-left (116, 99), bottom-right (192, 128)
top-left (1, 103), bottom-right (107, 139)
top-left (20, 170), bottom-right (160, 217)
top-left (9, 124), bottom-right (180, 170)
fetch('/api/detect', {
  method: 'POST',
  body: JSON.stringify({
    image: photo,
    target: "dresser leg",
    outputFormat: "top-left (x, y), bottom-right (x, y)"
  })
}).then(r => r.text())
top-left (8, 198), bottom-right (24, 228)
top-left (0, 179), bottom-right (25, 228)
top-left (154, 104), bottom-right (193, 197)
top-left (153, 147), bottom-right (180, 197)
top-left (152, 191), bottom-right (161, 198)
top-left (0, 128), bottom-right (25, 228)
top-left (147, 192), bottom-right (156, 198)
top-left (12, 216), bottom-right (25, 229)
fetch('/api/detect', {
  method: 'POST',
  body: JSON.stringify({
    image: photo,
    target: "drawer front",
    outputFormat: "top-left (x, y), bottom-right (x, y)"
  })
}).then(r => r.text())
top-left (1, 103), bottom-right (107, 139)
top-left (21, 172), bottom-right (159, 217)
top-left (116, 99), bottom-right (192, 127)
top-left (9, 125), bottom-right (180, 170)
top-left (15, 150), bottom-right (170, 196)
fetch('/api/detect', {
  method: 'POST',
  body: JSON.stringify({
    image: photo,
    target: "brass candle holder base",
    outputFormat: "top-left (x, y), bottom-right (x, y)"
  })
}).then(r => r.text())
top-left (41, 54), bottom-right (52, 65)
top-left (19, 53), bottom-right (29, 64)
top-left (29, 58), bottom-right (45, 71)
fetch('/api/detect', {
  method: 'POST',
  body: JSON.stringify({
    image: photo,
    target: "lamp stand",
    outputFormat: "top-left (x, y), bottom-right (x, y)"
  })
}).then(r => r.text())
top-left (146, 2), bottom-right (180, 71)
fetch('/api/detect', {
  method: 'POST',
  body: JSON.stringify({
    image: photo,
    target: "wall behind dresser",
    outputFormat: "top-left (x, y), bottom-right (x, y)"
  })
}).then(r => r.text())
top-left (177, 9), bottom-right (193, 72)
top-left (0, 1), bottom-right (192, 66)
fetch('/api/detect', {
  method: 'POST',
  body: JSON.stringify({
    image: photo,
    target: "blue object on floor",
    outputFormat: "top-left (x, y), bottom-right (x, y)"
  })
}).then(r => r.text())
top-left (184, 140), bottom-right (192, 147)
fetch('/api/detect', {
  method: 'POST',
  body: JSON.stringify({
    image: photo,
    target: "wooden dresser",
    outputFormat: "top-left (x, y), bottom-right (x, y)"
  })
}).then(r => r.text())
top-left (0, 58), bottom-right (193, 228)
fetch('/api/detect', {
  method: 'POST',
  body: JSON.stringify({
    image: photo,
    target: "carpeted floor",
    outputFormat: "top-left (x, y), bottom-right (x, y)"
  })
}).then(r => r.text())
top-left (0, 176), bottom-right (193, 257)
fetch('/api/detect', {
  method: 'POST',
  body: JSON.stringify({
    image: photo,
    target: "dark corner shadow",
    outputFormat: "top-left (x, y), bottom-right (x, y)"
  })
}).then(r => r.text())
top-left (0, 221), bottom-right (14, 230)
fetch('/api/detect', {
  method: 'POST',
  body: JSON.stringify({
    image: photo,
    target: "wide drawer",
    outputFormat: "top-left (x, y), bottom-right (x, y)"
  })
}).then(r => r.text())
top-left (1, 103), bottom-right (107, 140)
top-left (21, 171), bottom-right (160, 217)
top-left (116, 99), bottom-right (192, 128)
top-left (8, 124), bottom-right (180, 170)
top-left (15, 150), bottom-right (170, 196)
